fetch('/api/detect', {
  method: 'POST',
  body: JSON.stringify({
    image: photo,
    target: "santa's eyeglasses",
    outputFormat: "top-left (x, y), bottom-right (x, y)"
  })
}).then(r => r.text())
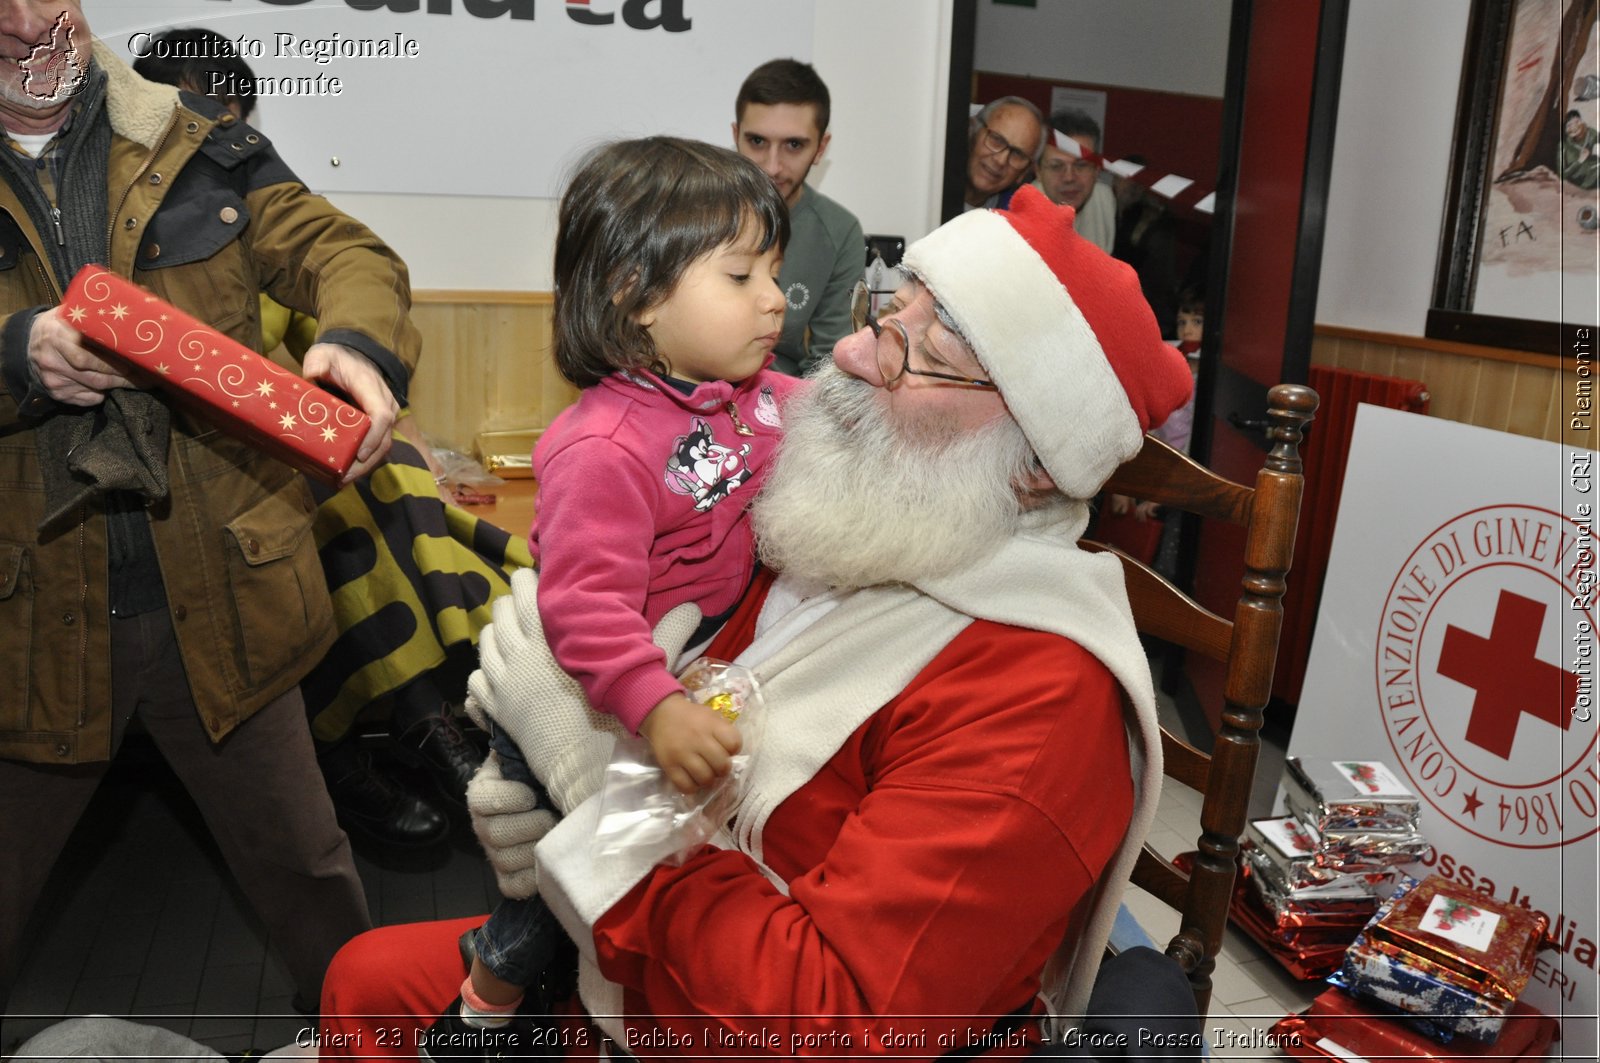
top-left (849, 280), bottom-right (995, 390)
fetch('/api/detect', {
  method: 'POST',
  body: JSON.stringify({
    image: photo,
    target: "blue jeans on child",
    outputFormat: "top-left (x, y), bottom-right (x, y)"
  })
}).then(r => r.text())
top-left (472, 726), bottom-right (565, 988)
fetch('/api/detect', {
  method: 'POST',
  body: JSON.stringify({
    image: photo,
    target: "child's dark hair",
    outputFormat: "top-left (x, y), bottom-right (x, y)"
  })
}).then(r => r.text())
top-left (131, 28), bottom-right (258, 119)
top-left (1177, 286), bottom-right (1205, 318)
top-left (553, 137), bottom-right (790, 388)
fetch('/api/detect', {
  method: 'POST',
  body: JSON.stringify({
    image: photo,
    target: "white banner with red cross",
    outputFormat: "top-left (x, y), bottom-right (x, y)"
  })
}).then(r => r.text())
top-left (1292, 406), bottom-right (1598, 1057)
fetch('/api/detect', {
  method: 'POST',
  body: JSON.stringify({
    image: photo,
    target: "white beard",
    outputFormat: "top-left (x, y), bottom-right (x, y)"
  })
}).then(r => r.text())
top-left (752, 364), bottom-right (1040, 590)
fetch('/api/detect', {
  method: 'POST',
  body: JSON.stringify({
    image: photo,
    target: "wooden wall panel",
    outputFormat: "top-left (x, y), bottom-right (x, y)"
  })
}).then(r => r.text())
top-left (1470, 360), bottom-right (1519, 432)
top-left (1311, 327), bottom-right (1565, 444)
top-left (403, 292), bottom-right (576, 453)
top-left (1506, 364), bottom-right (1558, 439)
top-left (1417, 353), bottom-right (1482, 428)
top-left (398, 302), bottom-right (1573, 452)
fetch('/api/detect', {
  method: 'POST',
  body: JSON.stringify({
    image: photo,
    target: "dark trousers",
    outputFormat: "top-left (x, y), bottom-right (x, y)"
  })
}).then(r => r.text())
top-left (473, 727), bottom-right (564, 987)
top-left (0, 608), bottom-right (371, 1004)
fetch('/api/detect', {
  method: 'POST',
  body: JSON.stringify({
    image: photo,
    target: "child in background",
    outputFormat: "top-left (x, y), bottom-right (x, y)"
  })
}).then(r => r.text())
top-left (423, 137), bottom-right (797, 1049)
top-left (1150, 287), bottom-right (1203, 456)
top-left (1106, 289), bottom-right (1203, 560)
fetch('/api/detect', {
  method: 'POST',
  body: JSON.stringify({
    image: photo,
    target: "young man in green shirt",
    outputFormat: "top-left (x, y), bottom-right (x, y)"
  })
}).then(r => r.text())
top-left (733, 59), bottom-right (865, 377)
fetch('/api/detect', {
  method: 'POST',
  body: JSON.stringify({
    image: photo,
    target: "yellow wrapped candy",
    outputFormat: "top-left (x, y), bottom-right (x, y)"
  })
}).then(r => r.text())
top-left (704, 692), bottom-right (740, 723)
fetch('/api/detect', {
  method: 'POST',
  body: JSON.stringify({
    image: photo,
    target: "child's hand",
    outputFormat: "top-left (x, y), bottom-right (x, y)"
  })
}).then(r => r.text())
top-left (1108, 493), bottom-right (1134, 516)
top-left (639, 692), bottom-right (743, 794)
top-left (1134, 500), bottom-right (1161, 521)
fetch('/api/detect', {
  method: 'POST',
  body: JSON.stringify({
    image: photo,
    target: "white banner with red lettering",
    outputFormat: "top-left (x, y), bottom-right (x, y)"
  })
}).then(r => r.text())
top-left (1292, 405), bottom-right (1598, 1057)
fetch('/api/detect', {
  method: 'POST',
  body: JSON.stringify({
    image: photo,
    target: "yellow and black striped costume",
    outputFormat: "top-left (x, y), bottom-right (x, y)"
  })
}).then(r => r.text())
top-left (262, 297), bottom-right (533, 742)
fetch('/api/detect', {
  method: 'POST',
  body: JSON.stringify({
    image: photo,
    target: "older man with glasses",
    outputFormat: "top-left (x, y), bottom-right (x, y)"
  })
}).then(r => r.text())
top-left (315, 185), bottom-right (1200, 1061)
top-left (1034, 107), bottom-right (1117, 254)
top-left (964, 95), bottom-right (1046, 210)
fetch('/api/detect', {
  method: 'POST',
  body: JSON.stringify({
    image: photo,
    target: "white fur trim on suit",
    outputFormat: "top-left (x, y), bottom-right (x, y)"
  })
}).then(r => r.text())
top-left (903, 210), bottom-right (1144, 500)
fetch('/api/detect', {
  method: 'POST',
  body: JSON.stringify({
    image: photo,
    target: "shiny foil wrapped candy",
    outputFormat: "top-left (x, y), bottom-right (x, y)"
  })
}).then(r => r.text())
top-left (1229, 850), bottom-right (1377, 980)
top-left (1247, 817), bottom-right (1400, 892)
top-left (1246, 846), bottom-right (1391, 904)
top-left (1283, 757), bottom-right (1422, 834)
top-left (1315, 828), bottom-right (1433, 870)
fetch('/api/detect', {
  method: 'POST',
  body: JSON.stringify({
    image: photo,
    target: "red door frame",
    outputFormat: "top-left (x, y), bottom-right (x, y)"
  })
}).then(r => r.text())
top-left (939, 0), bottom-right (1349, 735)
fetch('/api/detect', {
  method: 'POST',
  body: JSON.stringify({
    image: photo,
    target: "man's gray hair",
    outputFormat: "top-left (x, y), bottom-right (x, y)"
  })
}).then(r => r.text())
top-left (972, 96), bottom-right (1046, 165)
top-left (1048, 108), bottom-right (1102, 153)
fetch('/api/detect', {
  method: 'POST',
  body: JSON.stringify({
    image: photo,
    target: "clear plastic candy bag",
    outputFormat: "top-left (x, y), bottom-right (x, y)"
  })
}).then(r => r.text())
top-left (428, 442), bottom-right (506, 490)
top-left (591, 658), bottom-right (766, 865)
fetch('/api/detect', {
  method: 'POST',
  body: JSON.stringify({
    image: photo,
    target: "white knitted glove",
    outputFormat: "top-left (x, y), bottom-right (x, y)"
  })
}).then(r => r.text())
top-left (464, 567), bottom-right (704, 816)
top-left (465, 752), bottom-right (557, 900)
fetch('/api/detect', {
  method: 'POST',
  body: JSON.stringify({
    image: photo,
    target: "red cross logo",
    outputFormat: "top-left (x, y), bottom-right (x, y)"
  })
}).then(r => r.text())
top-left (1436, 590), bottom-right (1577, 760)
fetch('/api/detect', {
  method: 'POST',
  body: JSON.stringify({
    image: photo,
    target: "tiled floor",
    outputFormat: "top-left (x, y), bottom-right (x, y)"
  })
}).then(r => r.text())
top-left (1, 735), bottom-right (503, 1057)
top-left (2, 711), bottom-right (1323, 1059)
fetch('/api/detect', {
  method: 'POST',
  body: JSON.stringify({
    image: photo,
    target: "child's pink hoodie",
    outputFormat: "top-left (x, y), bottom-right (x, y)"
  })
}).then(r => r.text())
top-left (530, 365), bottom-right (801, 732)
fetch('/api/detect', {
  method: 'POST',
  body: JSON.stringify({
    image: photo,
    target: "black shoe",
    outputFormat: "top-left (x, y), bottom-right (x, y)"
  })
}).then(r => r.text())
top-left (393, 704), bottom-right (484, 812)
top-left (322, 745), bottom-right (450, 848)
top-left (419, 999), bottom-right (558, 1062)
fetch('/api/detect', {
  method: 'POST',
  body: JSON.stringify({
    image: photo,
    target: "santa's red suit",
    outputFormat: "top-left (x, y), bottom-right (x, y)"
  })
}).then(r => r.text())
top-left (320, 568), bottom-right (1132, 1060)
top-left (320, 188), bottom-right (1191, 1060)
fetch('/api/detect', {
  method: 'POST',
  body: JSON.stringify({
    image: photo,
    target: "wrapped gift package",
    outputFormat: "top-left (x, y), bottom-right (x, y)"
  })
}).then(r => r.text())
top-left (1284, 756), bottom-right (1422, 834)
top-left (1338, 876), bottom-right (1549, 1043)
top-left (1247, 816), bottom-right (1397, 894)
top-left (1366, 876), bottom-right (1548, 998)
top-left (1316, 829), bottom-right (1432, 869)
top-left (1275, 759), bottom-right (1431, 875)
top-left (1341, 946), bottom-right (1515, 1042)
top-left (1270, 986), bottom-right (1559, 1062)
top-left (1233, 774), bottom-right (1427, 984)
top-left (1326, 969), bottom-right (1462, 1045)
top-left (1230, 853), bottom-right (1377, 980)
top-left (1246, 841), bottom-right (1396, 898)
top-left (1248, 816), bottom-right (1336, 885)
top-left (1360, 875), bottom-right (1548, 1016)
top-left (63, 266), bottom-right (370, 485)
top-left (1230, 907), bottom-right (1354, 979)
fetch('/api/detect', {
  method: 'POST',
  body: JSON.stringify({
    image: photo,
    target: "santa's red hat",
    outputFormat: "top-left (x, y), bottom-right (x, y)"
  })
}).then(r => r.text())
top-left (903, 185), bottom-right (1194, 499)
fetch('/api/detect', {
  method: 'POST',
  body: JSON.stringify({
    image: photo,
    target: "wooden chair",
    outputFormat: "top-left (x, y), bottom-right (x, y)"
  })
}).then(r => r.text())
top-left (1084, 382), bottom-right (1319, 1019)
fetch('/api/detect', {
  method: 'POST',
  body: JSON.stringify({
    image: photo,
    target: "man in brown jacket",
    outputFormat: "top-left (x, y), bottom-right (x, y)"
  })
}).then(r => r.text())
top-left (0, 1), bottom-right (419, 1009)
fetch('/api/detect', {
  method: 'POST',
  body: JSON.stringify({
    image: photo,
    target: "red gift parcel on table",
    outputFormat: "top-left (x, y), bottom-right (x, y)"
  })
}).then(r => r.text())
top-left (62, 266), bottom-right (370, 485)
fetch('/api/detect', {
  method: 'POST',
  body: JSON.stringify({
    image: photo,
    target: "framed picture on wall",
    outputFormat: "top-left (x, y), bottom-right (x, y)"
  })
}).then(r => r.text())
top-left (1427, 0), bottom-right (1599, 355)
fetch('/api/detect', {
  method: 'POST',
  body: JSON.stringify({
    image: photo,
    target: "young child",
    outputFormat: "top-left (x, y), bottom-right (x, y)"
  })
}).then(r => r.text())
top-left (1110, 287), bottom-right (1202, 508)
top-left (430, 137), bottom-right (797, 1045)
top-left (1150, 287), bottom-right (1203, 456)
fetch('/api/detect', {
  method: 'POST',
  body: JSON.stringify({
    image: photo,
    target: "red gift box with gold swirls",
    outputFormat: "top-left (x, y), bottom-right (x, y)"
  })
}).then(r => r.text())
top-left (62, 266), bottom-right (369, 485)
